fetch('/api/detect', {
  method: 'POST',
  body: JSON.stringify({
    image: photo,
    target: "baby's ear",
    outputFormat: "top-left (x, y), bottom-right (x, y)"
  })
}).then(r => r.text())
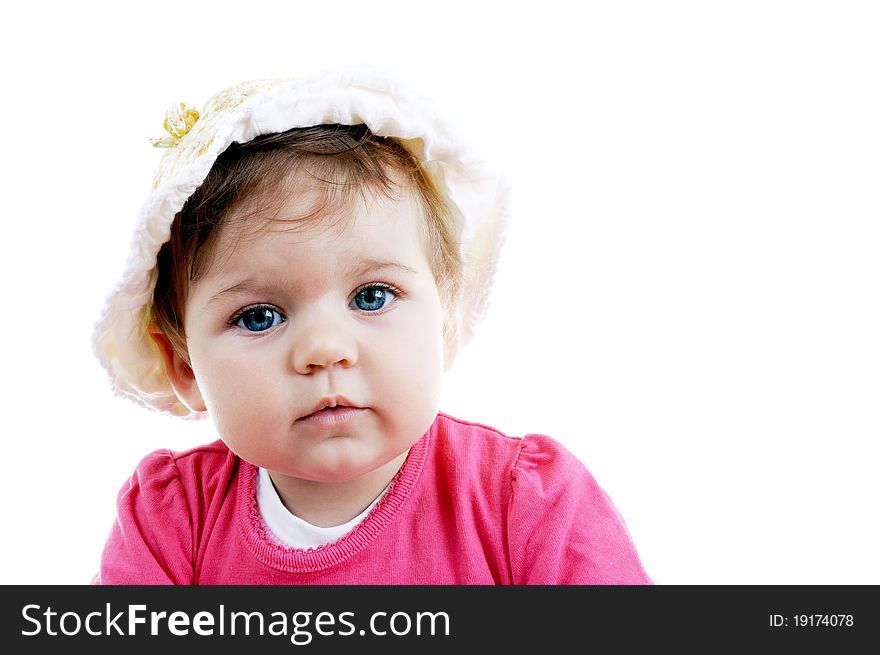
top-left (149, 326), bottom-right (207, 413)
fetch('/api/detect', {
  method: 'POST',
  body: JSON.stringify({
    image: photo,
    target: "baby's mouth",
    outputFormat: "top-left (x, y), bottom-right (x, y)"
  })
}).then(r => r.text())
top-left (297, 395), bottom-right (365, 425)
top-left (308, 405), bottom-right (347, 417)
top-left (297, 405), bottom-right (366, 427)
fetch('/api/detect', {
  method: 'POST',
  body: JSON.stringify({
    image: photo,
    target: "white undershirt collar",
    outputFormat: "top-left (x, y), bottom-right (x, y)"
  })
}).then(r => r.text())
top-left (257, 467), bottom-right (389, 549)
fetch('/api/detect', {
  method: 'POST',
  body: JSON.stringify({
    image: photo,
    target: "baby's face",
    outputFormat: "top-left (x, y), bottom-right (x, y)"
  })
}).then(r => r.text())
top-left (179, 183), bottom-right (448, 482)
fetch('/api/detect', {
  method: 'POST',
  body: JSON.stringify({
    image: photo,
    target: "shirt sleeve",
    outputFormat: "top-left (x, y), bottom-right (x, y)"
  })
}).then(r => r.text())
top-left (93, 449), bottom-right (195, 585)
top-left (507, 434), bottom-right (653, 584)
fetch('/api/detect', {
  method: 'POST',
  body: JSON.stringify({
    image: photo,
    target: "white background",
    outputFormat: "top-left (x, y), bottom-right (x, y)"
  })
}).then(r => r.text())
top-left (1, 0), bottom-right (877, 585)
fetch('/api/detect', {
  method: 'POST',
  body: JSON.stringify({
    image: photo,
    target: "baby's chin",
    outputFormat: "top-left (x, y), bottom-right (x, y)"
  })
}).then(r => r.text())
top-left (253, 443), bottom-right (411, 484)
top-left (310, 451), bottom-right (411, 485)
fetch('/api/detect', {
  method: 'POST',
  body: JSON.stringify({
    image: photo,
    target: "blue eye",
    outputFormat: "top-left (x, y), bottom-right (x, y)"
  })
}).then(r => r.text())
top-left (234, 307), bottom-right (285, 332)
top-left (353, 286), bottom-right (396, 312)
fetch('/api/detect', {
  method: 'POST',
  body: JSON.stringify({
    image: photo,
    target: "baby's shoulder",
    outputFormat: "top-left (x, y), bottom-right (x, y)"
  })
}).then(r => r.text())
top-left (127, 439), bottom-right (237, 499)
top-left (432, 412), bottom-right (520, 457)
top-left (432, 412), bottom-right (583, 476)
top-left (134, 438), bottom-right (230, 469)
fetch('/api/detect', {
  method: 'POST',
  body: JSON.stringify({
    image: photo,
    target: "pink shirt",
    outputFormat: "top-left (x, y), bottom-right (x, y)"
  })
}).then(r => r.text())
top-left (96, 413), bottom-right (652, 584)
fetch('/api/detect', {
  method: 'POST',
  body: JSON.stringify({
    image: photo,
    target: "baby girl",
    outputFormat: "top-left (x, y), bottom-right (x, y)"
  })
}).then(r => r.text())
top-left (92, 68), bottom-right (652, 584)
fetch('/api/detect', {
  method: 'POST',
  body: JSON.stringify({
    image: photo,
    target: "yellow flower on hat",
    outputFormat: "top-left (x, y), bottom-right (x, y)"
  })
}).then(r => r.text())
top-left (150, 102), bottom-right (200, 148)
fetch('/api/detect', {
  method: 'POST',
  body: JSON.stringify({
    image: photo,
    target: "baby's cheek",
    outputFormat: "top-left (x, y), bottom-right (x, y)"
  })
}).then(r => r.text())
top-left (382, 336), bottom-right (444, 431)
top-left (210, 381), bottom-right (271, 431)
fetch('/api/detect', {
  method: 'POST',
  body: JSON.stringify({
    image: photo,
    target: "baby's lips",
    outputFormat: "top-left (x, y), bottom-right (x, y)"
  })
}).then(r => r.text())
top-left (297, 394), bottom-right (363, 420)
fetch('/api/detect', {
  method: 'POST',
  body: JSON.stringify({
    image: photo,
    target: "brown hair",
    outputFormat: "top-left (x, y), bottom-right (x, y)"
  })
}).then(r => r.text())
top-left (151, 124), bottom-right (461, 362)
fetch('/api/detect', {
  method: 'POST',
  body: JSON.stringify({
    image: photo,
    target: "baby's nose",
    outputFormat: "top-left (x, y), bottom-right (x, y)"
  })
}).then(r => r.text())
top-left (291, 316), bottom-right (358, 374)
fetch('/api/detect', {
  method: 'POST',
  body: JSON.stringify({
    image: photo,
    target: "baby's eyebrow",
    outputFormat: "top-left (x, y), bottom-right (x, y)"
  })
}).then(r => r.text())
top-left (204, 260), bottom-right (419, 307)
top-left (205, 279), bottom-right (276, 307)
top-left (203, 268), bottom-right (295, 306)
top-left (346, 258), bottom-right (420, 277)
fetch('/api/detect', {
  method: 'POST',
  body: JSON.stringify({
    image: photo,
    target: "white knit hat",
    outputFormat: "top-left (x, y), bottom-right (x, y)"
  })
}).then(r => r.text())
top-left (92, 66), bottom-right (509, 418)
